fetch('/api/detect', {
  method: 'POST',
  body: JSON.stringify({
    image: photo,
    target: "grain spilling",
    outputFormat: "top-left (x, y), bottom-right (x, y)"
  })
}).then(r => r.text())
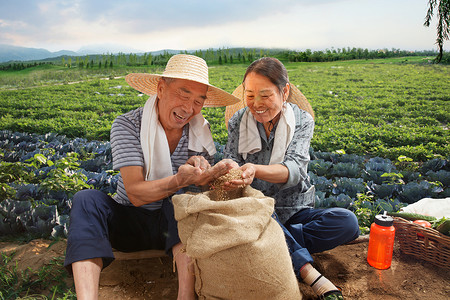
top-left (210, 169), bottom-right (244, 201)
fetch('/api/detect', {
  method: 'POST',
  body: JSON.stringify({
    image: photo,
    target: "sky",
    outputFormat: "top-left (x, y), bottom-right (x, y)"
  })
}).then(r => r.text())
top-left (0, 0), bottom-right (446, 53)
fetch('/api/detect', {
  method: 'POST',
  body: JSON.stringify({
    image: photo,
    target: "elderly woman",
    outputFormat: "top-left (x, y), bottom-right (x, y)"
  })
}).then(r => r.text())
top-left (223, 57), bottom-right (359, 300)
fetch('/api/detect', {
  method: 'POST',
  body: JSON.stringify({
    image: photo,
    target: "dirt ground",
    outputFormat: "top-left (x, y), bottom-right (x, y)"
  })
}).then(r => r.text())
top-left (1, 238), bottom-right (449, 300)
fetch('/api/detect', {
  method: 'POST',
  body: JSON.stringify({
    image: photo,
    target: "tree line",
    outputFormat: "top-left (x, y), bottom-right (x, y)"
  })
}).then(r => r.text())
top-left (280, 48), bottom-right (441, 62)
top-left (61, 47), bottom-right (444, 69)
top-left (0, 47), bottom-right (447, 72)
top-left (63, 48), bottom-right (445, 68)
top-left (0, 61), bottom-right (54, 71)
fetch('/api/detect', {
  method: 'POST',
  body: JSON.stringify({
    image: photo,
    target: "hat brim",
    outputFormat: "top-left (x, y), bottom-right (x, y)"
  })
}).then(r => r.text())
top-left (225, 83), bottom-right (315, 128)
top-left (126, 73), bottom-right (240, 107)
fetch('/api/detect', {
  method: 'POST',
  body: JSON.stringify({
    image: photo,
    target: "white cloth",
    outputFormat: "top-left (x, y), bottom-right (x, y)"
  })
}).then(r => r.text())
top-left (400, 198), bottom-right (450, 219)
top-left (140, 95), bottom-right (216, 181)
top-left (238, 103), bottom-right (295, 164)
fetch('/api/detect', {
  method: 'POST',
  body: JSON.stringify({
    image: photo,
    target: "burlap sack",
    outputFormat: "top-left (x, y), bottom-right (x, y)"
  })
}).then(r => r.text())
top-left (173, 186), bottom-right (302, 300)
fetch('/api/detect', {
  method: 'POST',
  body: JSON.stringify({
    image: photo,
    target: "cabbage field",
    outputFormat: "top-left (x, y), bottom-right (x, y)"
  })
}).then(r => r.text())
top-left (0, 56), bottom-right (449, 237)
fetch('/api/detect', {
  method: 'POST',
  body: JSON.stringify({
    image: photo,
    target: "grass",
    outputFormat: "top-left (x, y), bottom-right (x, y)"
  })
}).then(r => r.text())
top-left (0, 251), bottom-right (75, 299)
top-left (0, 64), bottom-right (164, 89)
top-left (0, 234), bottom-right (75, 299)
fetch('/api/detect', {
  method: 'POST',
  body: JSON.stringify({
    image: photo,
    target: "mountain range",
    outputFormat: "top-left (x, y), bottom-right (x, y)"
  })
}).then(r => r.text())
top-left (0, 44), bottom-right (177, 63)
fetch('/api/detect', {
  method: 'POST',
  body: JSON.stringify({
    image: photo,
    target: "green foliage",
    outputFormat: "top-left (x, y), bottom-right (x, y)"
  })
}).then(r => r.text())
top-left (0, 161), bottom-right (34, 184)
top-left (1, 58), bottom-right (448, 161)
top-left (396, 155), bottom-right (420, 172)
top-left (202, 107), bottom-right (230, 145)
top-left (0, 152), bottom-right (34, 201)
top-left (294, 60), bottom-right (449, 161)
top-left (0, 149), bottom-right (92, 203)
top-left (0, 252), bottom-right (75, 299)
top-left (380, 172), bottom-right (405, 185)
top-left (424, 0), bottom-right (450, 63)
top-left (435, 218), bottom-right (450, 236)
top-left (351, 193), bottom-right (378, 235)
top-left (0, 183), bottom-right (15, 201)
top-left (26, 152), bottom-right (91, 198)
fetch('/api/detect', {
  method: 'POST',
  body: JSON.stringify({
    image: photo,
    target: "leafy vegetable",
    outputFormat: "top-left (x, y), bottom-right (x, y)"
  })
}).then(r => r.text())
top-left (331, 162), bottom-right (361, 178)
top-left (420, 158), bottom-right (448, 173)
top-left (308, 159), bottom-right (333, 176)
top-left (398, 181), bottom-right (444, 204)
top-left (435, 218), bottom-right (450, 236)
top-left (425, 170), bottom-right (450, 187)
top-left (367, 182), bottom-right (401, 199)
top-left (332, 177), bottom-right (365, 198)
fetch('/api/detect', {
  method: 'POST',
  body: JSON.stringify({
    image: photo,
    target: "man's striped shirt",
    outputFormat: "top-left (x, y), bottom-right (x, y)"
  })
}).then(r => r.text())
top-left (110, 107), bottom-right (213, 210)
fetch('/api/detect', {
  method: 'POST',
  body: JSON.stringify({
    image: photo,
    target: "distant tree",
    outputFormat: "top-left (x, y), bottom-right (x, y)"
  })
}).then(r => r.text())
top-left (424, 0), bottom-right (450, 62)
top-left (219, 55), bottom-right (223, 65)
top-left (147, 53), bottom-right (153, 66)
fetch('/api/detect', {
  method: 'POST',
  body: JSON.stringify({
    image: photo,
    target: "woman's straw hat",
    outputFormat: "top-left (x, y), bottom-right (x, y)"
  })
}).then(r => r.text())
top-left (126, 54), bottom-right (239, 107)
top-left (225, 83), bottom-right (315, 127)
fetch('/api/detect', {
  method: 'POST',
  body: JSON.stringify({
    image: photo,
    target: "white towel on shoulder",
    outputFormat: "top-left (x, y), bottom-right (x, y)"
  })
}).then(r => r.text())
top-left (140, 95), bottom-right (216, 181)
top-left (238, 103), bottom-right (295, 164)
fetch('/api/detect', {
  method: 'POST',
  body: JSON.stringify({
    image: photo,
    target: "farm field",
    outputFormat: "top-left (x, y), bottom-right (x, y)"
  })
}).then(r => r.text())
top-left (0, 56), bottom-right (448, 160)
top-left (0, 57), bottom-right (449, 298)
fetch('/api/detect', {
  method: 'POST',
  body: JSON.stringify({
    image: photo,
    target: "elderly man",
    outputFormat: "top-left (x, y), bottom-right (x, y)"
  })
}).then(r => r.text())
top-left (64, 54), bottom-right (239, 299)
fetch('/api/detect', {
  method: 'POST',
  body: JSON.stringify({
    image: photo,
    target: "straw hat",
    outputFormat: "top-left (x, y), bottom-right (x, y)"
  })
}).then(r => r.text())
top-left (126, 54), bottom-right (239, 107)
top-left (225, 83), bottom-right (315, 127)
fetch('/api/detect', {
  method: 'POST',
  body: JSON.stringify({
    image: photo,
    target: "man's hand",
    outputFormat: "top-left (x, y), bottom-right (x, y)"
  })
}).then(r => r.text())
top-left (176, 157), bottom-right (236, 187)
top-left (186, 155), bottom-right (211, 171)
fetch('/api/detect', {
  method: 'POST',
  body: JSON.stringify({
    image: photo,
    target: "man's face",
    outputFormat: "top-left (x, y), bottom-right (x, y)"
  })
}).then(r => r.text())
top-left (157, 78), bottom-right (208, 131)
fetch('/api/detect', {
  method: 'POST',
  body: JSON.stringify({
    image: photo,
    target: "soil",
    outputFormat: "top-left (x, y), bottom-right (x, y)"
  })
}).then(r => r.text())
top-left (1, 238), bottom-right (449, 300)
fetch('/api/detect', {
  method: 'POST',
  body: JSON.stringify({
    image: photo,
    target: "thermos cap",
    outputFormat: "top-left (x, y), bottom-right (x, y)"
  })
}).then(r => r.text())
top-left (374, 213), bottom-right (394, 227)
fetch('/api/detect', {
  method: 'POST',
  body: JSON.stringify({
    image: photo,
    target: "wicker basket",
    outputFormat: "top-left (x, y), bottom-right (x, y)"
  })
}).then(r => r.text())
top-left (393, 217), bottom-right (450, 269)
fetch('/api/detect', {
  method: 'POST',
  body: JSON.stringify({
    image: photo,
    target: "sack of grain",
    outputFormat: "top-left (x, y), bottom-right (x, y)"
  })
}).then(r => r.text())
top-left (172, 184), bottom-right (301, 300)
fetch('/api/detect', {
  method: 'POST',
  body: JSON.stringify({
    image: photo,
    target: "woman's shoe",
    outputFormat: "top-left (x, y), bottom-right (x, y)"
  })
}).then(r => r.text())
top-left (319, 288), bottom-right (344, 300)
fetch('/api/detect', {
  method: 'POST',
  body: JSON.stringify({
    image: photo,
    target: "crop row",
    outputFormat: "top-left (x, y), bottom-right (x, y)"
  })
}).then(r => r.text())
top-left (1, 130), bottom-right (449, 237)
top-left (1, 59), bottom-right (448, 161)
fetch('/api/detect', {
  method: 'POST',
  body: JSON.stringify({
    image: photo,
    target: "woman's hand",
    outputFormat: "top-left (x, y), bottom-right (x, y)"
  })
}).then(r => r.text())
top-left (176, 157), bottom-right (235, 187)
top-left (219, 158), bottom-right (240, 169)
top-left (223, 163), bottom-right (256, 190)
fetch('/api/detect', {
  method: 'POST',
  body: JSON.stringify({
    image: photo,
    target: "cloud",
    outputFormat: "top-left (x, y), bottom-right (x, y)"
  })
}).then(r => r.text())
top-left (72, 0), bottom-right (327, 31)
top-left (0, 0), bottom-right (441, 52)
top-left (0, 0), bottom-right (342, 35)
top-left (0, 0), bottom-right (315, 48)
top-left (122, 0), bottom-right (437, 52)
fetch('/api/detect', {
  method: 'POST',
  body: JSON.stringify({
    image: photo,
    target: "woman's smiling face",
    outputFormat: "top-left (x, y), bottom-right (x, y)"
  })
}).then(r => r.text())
top-left (243, 72), bottom-right (288, 124)
top-left (157, 78), bottom-right (207, 131)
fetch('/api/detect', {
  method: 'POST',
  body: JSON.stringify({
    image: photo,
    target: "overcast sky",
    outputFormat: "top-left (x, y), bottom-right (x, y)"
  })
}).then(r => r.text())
top-left (0, 0), bottom-right (445, 53)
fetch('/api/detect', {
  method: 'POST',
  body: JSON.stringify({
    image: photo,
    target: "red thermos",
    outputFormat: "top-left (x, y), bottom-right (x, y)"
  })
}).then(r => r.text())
top-left (367, 211), bottom-right (396, 269)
